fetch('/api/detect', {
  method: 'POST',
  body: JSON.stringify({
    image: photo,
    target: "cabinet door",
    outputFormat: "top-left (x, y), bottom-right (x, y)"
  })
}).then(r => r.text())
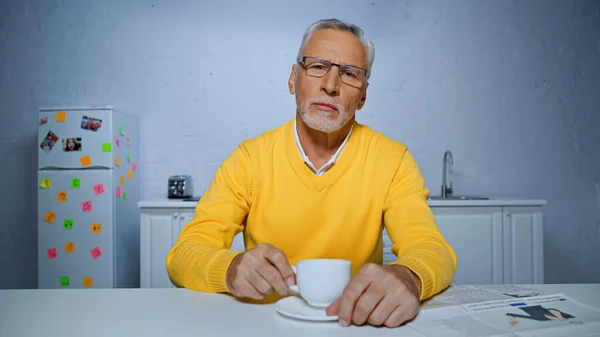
top-left (140, 209), bottom-right (179, 288)
top-left (502, 207), bottom-right (544, 284)
top-left (433, 207), bottom-right (504, 285)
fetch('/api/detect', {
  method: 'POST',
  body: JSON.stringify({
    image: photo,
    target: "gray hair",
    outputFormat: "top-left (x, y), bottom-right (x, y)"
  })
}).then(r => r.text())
top-left (296, 18), bottom-right (375, 79)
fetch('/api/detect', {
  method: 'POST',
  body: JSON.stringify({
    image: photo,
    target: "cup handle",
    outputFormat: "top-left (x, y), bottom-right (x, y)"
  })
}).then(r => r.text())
top-left (289, 265), bottom-right (298, 293)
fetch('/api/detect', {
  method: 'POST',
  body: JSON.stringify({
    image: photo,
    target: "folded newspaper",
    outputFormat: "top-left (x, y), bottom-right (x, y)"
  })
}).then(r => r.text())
top-left (407, 285), bottom-right (600, 337)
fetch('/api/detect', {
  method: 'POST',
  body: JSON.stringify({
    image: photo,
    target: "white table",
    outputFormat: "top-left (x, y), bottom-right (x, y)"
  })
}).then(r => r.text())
top-left (1, 284), bottom-right (599, 337)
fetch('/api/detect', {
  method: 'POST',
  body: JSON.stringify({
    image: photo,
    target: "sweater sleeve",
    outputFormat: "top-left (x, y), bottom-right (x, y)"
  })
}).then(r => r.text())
top-left (382, 149), bottom-right (457, 301)
top-left (165, 143), bottom-right (252, 293)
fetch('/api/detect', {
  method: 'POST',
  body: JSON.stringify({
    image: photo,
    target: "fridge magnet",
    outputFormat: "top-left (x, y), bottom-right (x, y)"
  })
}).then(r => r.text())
top-left (93, 183), bottom-right (105, 196)
top-left (47, 248), bottom-right (57, 259)
top-left (127, 152), bottom-right (131, 163)
top-left (120, 176), bottom-right (125, 186)
top-left (40, 117), bottom-right (48, 125)
top-left (62, 138), bottom-right (82, 152)
top-left (119, 126), bottom-right (125, 136)
top-left (126, 136), bottom-right (131, 147)
top-left (82, 277), bottom-right (94, 288)
top-left (81, 201), bottom-right (92, 212)
top-left (55, 111), bottom-right (66, 122)
top-left (116, 186), bottom-right (122, 197)
top-left (64, 242), bottom-right (75, 254)
top-left (40, 130), bottom-right (59, 153)
top-left (90, 222), bottom-right (102, 234)
top-left (123, 192), bottom-right (127, 200)
top-left (115, 156), bottom-right (121, 167)
top-left (59, 276), bottom-right (70, 287)
top-left (127, 169), bottom-right (132, 180)
top-left (115, 136), bottom-right (120, 147)
top-left (132, 162), bottom-right (137, 172)
top-left (90, 247), bottom-right (102, 260)
top-left (80, 116), bottom-right (102, 132)
top-left (63, 219), bottom-right (73, 230)
top-left (71, 178), bottom-right (81, 188)
top-left (43, 211), bottom-right (56, 224)
top-left (57, 191), bottom-right (68, 203)
top-left (40, 178), bottom-right (51, 189)
top-left (80, 155), bottom-right (92, 167)
top-left (102, 143), bottom-right (112, 153)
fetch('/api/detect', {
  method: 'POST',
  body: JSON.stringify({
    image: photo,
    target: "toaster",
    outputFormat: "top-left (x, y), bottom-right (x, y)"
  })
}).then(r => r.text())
top-left (168, 175), bottom-right (193, 199)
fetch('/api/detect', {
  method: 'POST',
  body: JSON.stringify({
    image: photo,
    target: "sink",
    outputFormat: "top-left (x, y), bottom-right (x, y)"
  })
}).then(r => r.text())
top-left (427, 195), bottom-right (490, 200)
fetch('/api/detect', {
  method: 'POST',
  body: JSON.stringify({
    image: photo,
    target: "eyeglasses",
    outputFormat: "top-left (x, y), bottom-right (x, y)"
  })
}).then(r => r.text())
top-left (297, 56), bottom-right (368, 88)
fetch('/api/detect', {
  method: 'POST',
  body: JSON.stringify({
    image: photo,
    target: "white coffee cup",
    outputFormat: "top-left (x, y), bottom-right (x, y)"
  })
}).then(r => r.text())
top-left (288, 259), bottom-right (351, 308)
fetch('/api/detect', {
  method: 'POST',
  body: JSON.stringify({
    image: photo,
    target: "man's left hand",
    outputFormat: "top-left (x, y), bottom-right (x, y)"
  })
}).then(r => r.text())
top-left (326, 263), bottom-right (422, 328)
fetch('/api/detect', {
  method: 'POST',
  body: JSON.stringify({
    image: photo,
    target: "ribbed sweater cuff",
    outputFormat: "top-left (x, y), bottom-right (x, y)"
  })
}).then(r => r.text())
top-left (207, 249), bottom-right (243, 293)
top-left (391, 256), bottom-right (433, 301)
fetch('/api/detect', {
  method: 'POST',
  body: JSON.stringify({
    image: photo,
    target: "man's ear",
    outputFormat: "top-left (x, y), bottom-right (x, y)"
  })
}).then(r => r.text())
top-left (288, 64), bottom-right (297, 94)
top-left (357, 82), bottom-right (369, 110)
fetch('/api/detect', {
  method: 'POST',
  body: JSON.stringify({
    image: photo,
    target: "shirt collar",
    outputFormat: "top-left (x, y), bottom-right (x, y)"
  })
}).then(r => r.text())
top-left (293, 119), bottom-right (353, 170)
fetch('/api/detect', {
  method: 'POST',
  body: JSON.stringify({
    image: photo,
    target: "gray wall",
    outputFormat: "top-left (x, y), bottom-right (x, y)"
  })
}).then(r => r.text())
top-left (0, 0), bottom-right (599, 289)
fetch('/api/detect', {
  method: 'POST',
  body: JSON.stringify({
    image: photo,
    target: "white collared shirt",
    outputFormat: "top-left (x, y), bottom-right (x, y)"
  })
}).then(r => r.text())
top-left (293, 119), bottom-right (353, 176)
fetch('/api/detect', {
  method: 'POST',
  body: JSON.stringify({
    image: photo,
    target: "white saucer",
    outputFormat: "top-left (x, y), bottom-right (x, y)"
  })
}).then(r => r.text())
top-left (275, 296), bottom-right (338, 322)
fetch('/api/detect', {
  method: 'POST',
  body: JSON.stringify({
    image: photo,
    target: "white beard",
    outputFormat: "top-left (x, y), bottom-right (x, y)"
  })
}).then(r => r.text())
top-left (298, 96), bottom-right (353, 133)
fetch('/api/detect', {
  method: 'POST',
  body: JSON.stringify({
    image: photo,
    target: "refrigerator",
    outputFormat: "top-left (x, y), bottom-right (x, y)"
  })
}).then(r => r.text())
top-left (37, 106), bottom-right (140, 289)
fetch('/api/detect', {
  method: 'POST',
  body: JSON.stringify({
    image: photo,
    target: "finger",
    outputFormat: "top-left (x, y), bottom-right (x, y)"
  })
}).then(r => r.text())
top-left (256, 262), bottom-right (289, 296)
top-left (337, 276), bottom-right (370, 327)
top-left (238, 280), bottom-right (264, 300)
top-left (383, 305), bottom-right (411, 328)
top-left (247, 269), bottom-right (274, 296)
top-left (381, 295), bottom-right (420, 328)
top-left (367, 295), bottom-right (398, 326)
top-left (263, 247), bottom-right (295, 286)
top-left (352, 286), bottom-right (385, 326)
top-left (326, 296), bottom-right (341, 316)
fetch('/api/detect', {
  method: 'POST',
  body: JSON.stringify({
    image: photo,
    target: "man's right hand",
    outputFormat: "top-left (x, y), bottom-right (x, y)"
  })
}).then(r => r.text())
top-left (225, 243), bottom-right (296, 300)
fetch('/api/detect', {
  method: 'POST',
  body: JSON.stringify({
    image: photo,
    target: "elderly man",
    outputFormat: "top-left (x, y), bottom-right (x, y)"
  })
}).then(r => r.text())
top-left (166, 18), bottom-right (457, 328)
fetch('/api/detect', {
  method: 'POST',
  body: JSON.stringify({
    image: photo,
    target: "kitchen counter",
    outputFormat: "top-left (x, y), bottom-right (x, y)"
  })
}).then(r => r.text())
top-left (426, 197), bottom-right (547, 207)
top-left (138, 199), bottom-right (200, 208)
top-left (138, 197), bottom-right (547, 208)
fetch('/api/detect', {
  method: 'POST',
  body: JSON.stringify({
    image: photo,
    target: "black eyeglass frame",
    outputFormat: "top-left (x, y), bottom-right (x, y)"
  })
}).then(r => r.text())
top-left (297, 56), bottom-right (369, 83)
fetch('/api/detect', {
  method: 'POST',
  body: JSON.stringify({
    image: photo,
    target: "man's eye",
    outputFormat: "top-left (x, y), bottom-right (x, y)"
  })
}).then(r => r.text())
top-left (309, 64), bottom-right (327, 70)
top-left (342, 71), bottom-right (359, 79)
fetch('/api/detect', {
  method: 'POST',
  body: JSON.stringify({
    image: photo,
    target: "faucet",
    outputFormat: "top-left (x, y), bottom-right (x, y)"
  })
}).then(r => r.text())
top-left (441, 150), bottom-right (454, 198)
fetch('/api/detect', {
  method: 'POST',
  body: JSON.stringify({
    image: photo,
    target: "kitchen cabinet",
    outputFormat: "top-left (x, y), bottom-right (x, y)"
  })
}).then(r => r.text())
top-left (139, 209), bottom-right (176, 288)
top-left (139, 205), bottom-right (244, 288)
top-left (501, 206), bottom-right (545, 284)
top-left (383, 205), bottom-right (545, 285)
top-left (139, 198), bottom-right (545, 288)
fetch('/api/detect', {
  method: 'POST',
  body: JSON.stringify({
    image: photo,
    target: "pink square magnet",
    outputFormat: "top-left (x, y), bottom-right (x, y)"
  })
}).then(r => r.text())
top-left (90, 247), bottom-right (102, 260)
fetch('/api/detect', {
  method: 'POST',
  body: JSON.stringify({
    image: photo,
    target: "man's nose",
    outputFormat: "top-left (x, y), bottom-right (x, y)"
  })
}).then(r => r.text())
top-left (320, 66), bottom-right (341, 96)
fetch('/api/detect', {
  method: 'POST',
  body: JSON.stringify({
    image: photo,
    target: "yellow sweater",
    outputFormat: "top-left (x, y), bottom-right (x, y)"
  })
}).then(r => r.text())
top-left (166, 119), bottom-right (457, 301)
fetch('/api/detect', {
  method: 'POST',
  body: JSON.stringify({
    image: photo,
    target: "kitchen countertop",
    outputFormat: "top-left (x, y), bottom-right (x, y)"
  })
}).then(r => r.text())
top-left (138, 197), bottom-right (547, 208)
